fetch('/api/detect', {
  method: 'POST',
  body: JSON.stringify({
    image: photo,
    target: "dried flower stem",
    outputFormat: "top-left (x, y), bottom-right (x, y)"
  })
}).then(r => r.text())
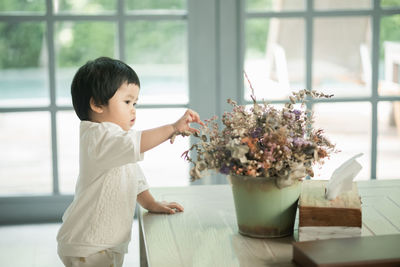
top-left (244, 71), bottom-right (257, 103)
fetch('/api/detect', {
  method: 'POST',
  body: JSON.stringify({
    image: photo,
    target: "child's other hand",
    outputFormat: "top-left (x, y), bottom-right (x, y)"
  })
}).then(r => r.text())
top-left (173, 109), bottom-right (204, 134)
top-left (148, 201), bottom-right (184, 214)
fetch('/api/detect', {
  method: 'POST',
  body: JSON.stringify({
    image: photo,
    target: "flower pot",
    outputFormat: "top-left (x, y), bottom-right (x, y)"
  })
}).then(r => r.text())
top-left (228, 175), bottom-right (301, 238)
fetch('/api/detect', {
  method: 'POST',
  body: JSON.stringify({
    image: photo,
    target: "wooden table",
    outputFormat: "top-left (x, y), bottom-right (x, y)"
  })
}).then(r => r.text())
top-left (138, 180), bottom-right (400, 267)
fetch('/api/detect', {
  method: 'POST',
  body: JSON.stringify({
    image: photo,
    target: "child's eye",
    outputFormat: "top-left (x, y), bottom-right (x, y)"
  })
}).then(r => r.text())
top-left (125, 100), bottom-right (131, 104)
top-left (133, 102), bottom-right (137, 106)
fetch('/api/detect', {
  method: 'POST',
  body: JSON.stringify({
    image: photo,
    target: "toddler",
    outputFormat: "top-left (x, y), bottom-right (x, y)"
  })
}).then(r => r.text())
top-left (56, 57), bottom-right (203, 267)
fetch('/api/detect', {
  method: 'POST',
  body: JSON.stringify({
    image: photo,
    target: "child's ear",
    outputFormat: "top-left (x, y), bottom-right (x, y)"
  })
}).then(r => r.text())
top-left (89, 97), bottom-right (104, 114)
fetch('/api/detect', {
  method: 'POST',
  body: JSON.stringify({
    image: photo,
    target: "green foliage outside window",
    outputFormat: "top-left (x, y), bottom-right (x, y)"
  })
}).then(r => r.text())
top-left (56, 22), bottom-right (115, 67)
top-left (126, 0), bottom-right (185, 10)
top-left (0, 23), bottom-right (45, 68)
top-left (380, 15), bottom-right (400, 58)
top-left (57, 0), bottom-right (115, 13)
top-left (125, 21), bottom-right (185, 64)
top-left (246, 0), bottom-right (273, 10)
top-left (246, 19), bottom-right (269, 59)
top-left (0, 0), bottom-right (45, 13)
top-left (381, 0), bottom-right (400, 8)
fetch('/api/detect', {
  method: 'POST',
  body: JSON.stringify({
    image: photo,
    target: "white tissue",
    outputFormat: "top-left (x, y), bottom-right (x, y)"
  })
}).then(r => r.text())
top-left (325, 153), bottom-right (363, 200)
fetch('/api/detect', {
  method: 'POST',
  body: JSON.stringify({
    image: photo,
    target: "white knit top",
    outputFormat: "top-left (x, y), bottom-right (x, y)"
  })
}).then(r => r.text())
top-left (57, 121), bottom-right (149, 257)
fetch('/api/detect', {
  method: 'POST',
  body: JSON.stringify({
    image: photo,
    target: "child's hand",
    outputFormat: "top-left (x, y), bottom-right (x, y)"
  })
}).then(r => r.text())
top-left (148, 201), bottom-right (184, 214)
top-left (173, 109), bottom-right (204, 134)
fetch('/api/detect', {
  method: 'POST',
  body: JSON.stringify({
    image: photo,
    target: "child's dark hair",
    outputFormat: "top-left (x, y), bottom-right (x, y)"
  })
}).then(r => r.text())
top-left (71, 57), bottom-right (140, 121)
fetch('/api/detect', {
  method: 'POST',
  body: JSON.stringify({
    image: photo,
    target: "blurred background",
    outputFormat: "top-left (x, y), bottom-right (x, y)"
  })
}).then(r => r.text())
top-left (0, 0), bottom-right (399, 265)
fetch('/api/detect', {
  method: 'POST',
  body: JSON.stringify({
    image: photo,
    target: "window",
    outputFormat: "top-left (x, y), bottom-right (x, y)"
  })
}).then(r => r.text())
top-left (0, 0), bottom-right (189, 197)
top-left (244, 0), bottom-right (400, 180)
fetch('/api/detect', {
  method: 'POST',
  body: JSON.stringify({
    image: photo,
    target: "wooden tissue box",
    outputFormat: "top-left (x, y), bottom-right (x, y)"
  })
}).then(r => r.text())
top-left (298, 180), bottom-right (362, 241)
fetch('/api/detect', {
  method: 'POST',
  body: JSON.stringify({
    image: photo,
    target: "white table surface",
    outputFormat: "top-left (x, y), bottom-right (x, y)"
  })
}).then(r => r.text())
top-left (139, 180), bottom-right (400, 267)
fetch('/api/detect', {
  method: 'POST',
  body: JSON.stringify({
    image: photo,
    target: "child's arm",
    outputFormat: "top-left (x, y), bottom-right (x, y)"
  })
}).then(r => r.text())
top-left (137, 190), bottom-right (184, 214)
top-left (140, 109), bottom-right (204, 153)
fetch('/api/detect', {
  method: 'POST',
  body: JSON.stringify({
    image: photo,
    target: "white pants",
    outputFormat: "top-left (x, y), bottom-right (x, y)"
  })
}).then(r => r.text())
top-left (59, 250), bottom-right (124, 267)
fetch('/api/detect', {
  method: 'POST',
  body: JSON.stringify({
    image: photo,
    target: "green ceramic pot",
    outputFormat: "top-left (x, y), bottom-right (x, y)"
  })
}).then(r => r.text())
top-left (228, 175), bottom-right (301, 238)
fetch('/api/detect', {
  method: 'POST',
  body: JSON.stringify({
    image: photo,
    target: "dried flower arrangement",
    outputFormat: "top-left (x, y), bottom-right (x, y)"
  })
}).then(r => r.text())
top-left (182, 82), bottom-right (337, 188)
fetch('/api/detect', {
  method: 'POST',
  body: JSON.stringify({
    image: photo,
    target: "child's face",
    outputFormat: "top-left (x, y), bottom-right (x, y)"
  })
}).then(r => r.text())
top-left (100, 82), bottom-right (139, 131)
